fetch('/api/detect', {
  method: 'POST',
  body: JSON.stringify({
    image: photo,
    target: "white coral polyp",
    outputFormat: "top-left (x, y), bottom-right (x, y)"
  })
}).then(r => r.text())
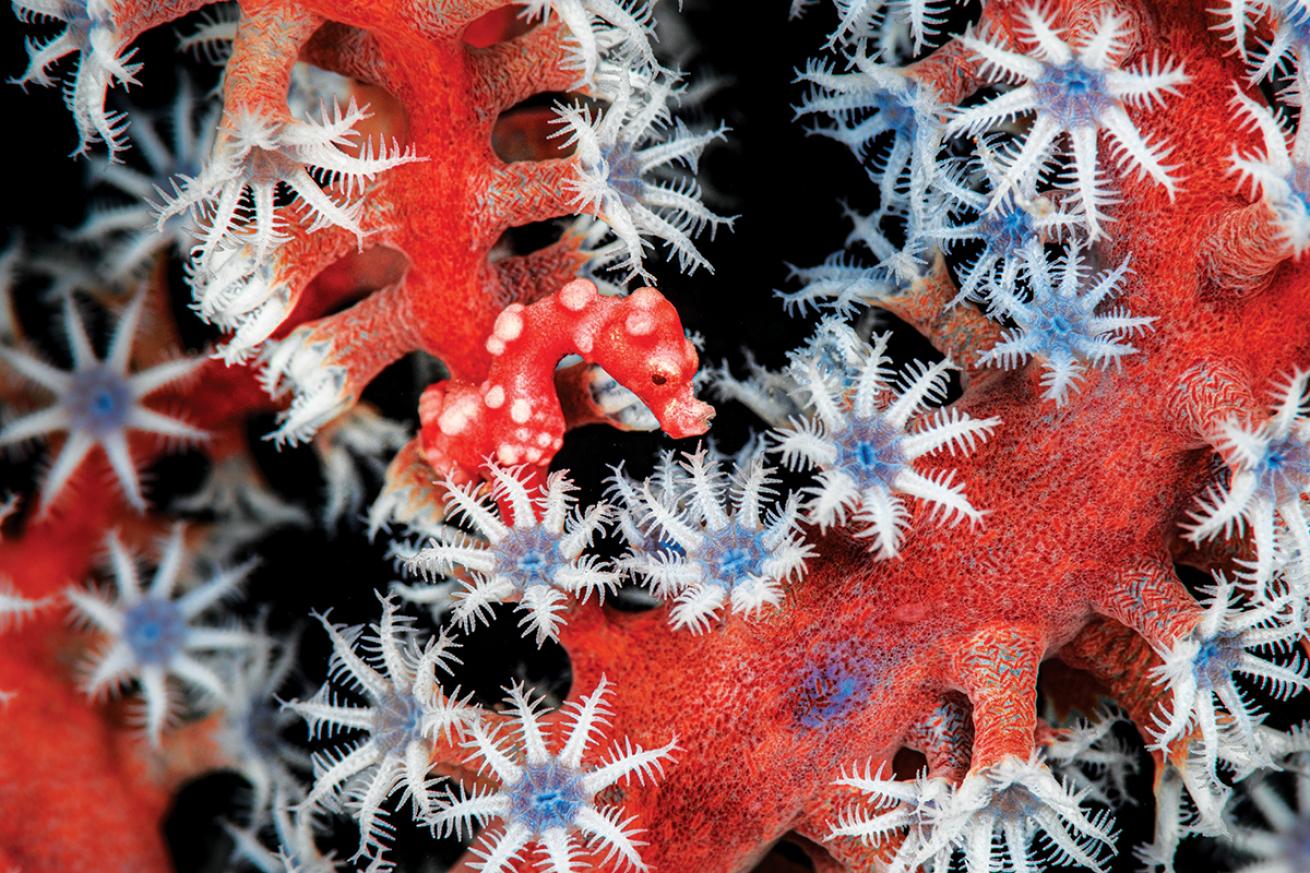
top-left (928, 148), bottom-right (1082, 309)
top-left (65, 526), bottom-right (254, 745)
top-left (1229, 77), bottom-right (1310, 257)
top-left (404, 465), bottom-right (619, 645)
top-left (777, 254), bottom-right (898, 320)
top-left (553, 72), bottom-right (731, 282)
top-left (285, 595), bottom-right (474, 864)
top-left (429, 676), bottom-right (676, 873)
top-left (1042, 710), bottom-right (1139, 808)
top-left (0, 292), bottom-right (206, 514)
top-left (187, 241), bottom-right (295, 365)
top-left (519, 0), bottom-right (657, 86)
top-left (829, 755), bottom-right (1117, 873)
top-left (794, 56), bottom-right (946, 221)
top-left (173, 449), bottom-right (308, 531)
top-left (314, 405), bottom-right (411, 529)
top-left (948, 5), bottom-right (1189, 239)
top-left (12, 0), bottom-right (142, 159)
top-left (1148, 573), bottom-right (1310, 777)
top-left (158, 102), bottom-right (421, 271)
top-left (1135, 746), bottom-right (1231, 872)
top-left (827, 764), bottom-right (956, 873)
top-left (1214, 0), bottom-right (1310, 82)
top-left (213, 632), bottom-right (309, 817)
top-left (1184, 369), bottom-right (1310, 593)
top-left (791, 56), bottom-right (951, 280)
top-left (261, 328), bottom-right (354, 446)
top-left (825, 0), bottom-right (952, 56)
top-left (979, 243), bottom-right (1153, 406)
top-left (617, 447), bottom-right (813, 633)
top-left (710, 319), bottom-right (873, 429)
top-left (225, 782), bottom-right (340, 873)
top-left (776, 331), bottom-right (1000, 559)
top-left (73, 75), bottom-right (219, 283)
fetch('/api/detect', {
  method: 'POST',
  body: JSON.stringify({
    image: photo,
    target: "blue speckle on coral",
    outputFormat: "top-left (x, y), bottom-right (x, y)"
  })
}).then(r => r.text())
top-left (792, 648), bottom-right (873, 730)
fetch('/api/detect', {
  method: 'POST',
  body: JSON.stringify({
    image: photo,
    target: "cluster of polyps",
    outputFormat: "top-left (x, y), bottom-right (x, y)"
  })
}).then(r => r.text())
top-left (6, 0), bottom-right (1310, 871)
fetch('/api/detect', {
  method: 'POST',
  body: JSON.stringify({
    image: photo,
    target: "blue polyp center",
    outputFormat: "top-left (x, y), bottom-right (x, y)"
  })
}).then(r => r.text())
top-left (1033, 61), bottom-right (1112, 128)
top-left (603, 144), bottom-right (646, 202)
top-left (995, 783), bottom-right (1040, 818)
top-left (498, 526), bottom-right (561, 590)
top-left (832, 415), bottom-right (904, 490)
top-left (123, 598), bottom-right (187, 665)
top-left (371, 691), bottom-right (423, 755)
top-left (1258, 437), bottom-right (1310, 506)
top-left (1282, 162), bottom-right (1310, 215)
top-left (876, 91), bottom-right (918, 136)
top-left (66, 365), bottom-right (132, 436)
top-left (639, 530), bottom-right (686, 559)
top-left (1030, 294), bottom-right (1092, 357)
top-left (1294, 174), bottom-right (1310, 210)
top-left (508, 760), bottom-right (584, 833)
top-left (1194, 633), bottom-right (1243, 689)
top-left (978, 206), bottom-right (1035, 256)
top-left (700, 521), bottom-right (769, 590)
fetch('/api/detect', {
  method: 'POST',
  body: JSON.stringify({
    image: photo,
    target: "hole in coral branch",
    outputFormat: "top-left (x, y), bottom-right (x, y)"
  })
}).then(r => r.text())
top-left (892, 745), bottom-right (929, 781)
top-left (489, 218), bottom-right (569, 260)
top-left (492, 93), bottom-right (581, 163)
top-left (750, 835), bottom-right (820, 872)
top-left (462, 5), bottom-right (537, 47)
top-left (284, 245), bottom-right (410, 327)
